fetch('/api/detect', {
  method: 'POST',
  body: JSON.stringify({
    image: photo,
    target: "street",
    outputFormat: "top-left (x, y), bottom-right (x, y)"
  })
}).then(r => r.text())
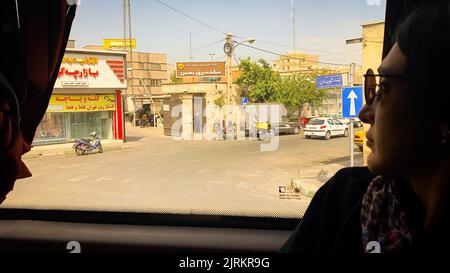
top-left (2, 125), bottom-right (364, 218)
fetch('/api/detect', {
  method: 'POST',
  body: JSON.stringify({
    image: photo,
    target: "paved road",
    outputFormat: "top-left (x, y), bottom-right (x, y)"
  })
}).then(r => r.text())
top-left (2, 125), bottom-right (364, 218)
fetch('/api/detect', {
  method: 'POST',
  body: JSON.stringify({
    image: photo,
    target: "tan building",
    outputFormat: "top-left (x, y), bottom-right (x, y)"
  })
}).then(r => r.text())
top-left (161, 82), bottom-right (242, 138)
top-left (270, 50), bottom-right (363, 117)
top-left (362, 21), bottom-right (385, 79)
top-left (272, 51), bottom-right (321, 75)
top-left (83, 44), bottom-right (168, 113)
top-left (125, 51), bottom-right (168, 112)
top-left (361, 21), bottom-right (385, 162)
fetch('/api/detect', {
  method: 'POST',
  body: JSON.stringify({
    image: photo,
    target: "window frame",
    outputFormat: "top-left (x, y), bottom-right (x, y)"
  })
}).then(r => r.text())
top-left (0, 208), bottom-right (300, 231)
top-left (1, 0), bottom-right (401, 242)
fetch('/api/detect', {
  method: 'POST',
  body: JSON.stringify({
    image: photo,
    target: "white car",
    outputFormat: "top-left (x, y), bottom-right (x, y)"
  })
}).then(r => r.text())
top-left (304, 118), bottom-right (349, 140)
top-left (320, 114), bottom-right (362, 128)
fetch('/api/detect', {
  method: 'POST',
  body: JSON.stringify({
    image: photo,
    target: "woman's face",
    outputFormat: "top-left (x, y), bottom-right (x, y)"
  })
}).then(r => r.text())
top-left (359, 43), bottom-right (441, 176)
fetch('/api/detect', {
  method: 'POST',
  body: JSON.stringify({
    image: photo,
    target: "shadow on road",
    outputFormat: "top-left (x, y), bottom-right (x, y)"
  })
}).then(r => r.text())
top-left (316, 152), bottom-right (364, 167)
top-left (302, 136), bottom-right (349, 141)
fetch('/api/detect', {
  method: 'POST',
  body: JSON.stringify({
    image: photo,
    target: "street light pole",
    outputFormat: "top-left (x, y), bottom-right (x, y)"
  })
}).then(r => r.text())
top-left (209, 53), bottom-right (216, 62)
top-left (223, 35), bottom-right (255, 131)
top-left (349, 62), bottom-right (356, 167)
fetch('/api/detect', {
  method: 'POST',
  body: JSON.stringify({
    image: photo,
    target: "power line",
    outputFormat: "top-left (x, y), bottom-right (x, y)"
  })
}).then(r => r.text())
top-left (239, 43), bottom-right (360, 67)
top-left (319, 49), bottom-right (362, 58)
top-left (170, 39), bottom-right (225, 62)
top-left (254, 40), bottom-right (362, 56)
top-left (154, 0), bottom-right (363, 62)
top-left (233, 52), bottom-right (239, 65)
top-left (168, 39), bottom-right (225, 58)
top-left (154, 0), bottom-right (227, 35)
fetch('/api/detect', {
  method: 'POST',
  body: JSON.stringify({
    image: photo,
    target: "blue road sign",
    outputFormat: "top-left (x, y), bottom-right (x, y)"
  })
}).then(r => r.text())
top-left (342, 87), bottom-right (363, 118)
top-left (316, 74), bottom-right (343, 89)
top-left (242, 97), bottom-right (249, 105)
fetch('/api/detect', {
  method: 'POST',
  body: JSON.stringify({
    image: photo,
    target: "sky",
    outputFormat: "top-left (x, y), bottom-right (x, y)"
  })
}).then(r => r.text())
top-left (70, 0), bottom-right (387, 66)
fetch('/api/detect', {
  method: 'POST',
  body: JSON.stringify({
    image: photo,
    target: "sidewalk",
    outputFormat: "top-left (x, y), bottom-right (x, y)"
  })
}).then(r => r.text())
top-left (23, 139), bottom-right (135, 159)
top-left (290, 163), bottom-right (349, 198)
top-left (124, 124), bottom-right (167, 139)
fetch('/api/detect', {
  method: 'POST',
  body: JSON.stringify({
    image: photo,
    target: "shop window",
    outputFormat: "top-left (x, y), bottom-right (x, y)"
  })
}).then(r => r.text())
top-left (69, 111), bottom-right (112, 140)
top-left (34, 113), bottom-right (67, 144)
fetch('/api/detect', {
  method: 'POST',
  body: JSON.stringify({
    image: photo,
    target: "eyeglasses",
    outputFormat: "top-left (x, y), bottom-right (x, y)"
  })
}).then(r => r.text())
top-left (363, 69), bottom-right (404, 105)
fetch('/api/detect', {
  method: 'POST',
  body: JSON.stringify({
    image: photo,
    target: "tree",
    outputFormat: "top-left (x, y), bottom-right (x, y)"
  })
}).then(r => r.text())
top-left (236, 58), bottom-right (328, 117)
top-left (214, 90), bottom-right (226, 107)
top-left (236, 58), bottom-right (280, 103)
top-left (170, 71), bottom-right (183, 83)
top-left (275, 71), bottom-right (327, 118)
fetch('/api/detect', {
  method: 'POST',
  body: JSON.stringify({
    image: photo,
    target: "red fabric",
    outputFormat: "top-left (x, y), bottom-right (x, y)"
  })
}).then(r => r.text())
top-left (0, 1), bottom-right (76, 203)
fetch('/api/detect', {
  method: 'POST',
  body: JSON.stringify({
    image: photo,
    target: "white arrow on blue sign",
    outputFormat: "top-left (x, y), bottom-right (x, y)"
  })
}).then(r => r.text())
top-left (342, 87), bottom-right (363, 118)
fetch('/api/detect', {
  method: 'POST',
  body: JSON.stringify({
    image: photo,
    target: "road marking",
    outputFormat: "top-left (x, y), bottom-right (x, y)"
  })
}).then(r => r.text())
top-left (93, 176), bottom-right (114, 182)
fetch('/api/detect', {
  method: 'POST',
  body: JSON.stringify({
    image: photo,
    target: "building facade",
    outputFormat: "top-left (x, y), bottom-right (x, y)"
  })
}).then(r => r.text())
top-left (33, 48), bottom-right (127, 145)
top-left (272, 51), bottom-right (320, 75)
top-left (83, 44), bottom-right (169, 114)
top-left (271, 50), bottom-right (363, 117)
top-left (161, 82), bottom-right (242, 139)
top-left (125, 51), bottom-right (168, 113)
top-left (361, 21), bottom-right (385, 162)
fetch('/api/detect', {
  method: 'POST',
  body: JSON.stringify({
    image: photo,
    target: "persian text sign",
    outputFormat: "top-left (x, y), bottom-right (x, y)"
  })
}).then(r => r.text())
top-left (316, 74), bottom-right (343, 89)
top-left (103, 39), bottom-right (136, 50)
top-left (176, 62), bottom-right (226, 78)
top-left (47, 94), bottom-right (116, 112)
top-left (55, 52), bottom-right (126, 89)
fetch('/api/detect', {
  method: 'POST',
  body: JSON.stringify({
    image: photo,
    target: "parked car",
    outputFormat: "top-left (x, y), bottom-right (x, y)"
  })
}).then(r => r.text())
top-left (300, 116), bottom-right (319, 127)
top-left (320, 113), bottom-right (362, 128)
top-left (271, 117), bottom-right (302, 135)
top-left (354, 130), bottom-right (365, 152)
top-left (304, 118), bottom-right (349, 140)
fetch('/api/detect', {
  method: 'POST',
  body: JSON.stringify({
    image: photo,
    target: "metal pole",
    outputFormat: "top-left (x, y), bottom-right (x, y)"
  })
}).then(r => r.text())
top-left (209, 53), bottom-right (215, 62)
top-left (349, 62), bottom-right (356, 167)
top-left (226, 34), bottom-right (234, 130)
top-left (292, 0), bottom-right (296, 53)
top-left (189, 32), bottom-right (193, 61)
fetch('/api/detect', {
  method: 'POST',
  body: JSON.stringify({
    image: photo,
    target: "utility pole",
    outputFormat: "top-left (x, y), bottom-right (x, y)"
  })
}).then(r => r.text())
top-left (225, 33), bottom-right (234, 127)
top-left (209, 53), bottom-right (216, 62)
top-left (189, 32), bottom-right (193, 61)
top-left (349, 62), bottom-right (356, 167)
top-left (292, 0), bottom-right (296, 53)
top-left (123, 0), bottom-right (134, 110)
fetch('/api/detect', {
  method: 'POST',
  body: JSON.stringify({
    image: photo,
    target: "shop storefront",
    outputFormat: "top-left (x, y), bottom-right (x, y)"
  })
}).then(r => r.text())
top-left (33, 49), bottom-right (127, 145)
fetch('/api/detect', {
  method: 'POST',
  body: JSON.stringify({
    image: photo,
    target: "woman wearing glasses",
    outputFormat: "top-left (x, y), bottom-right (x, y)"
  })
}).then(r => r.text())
top-left (283, 2), bottom-right (450, 254)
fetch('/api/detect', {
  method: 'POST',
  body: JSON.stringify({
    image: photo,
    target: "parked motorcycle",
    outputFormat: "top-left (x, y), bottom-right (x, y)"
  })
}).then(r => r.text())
top-left (73, 132), bottom-right (103, 155)
top-left (257, 128), bottom-right (273, 141)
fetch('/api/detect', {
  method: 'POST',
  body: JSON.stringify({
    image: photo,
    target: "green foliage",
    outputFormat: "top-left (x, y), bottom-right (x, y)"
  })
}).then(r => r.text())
top-left (170, 71), bottom-right (183, 83)
top-left (236, 58), bottom-right (280, 103)
top-left (236, 58), bottom-right (328, 117)
top-left (277, 72), bottom-right (327, 117)
top-left (214, 91), bottom-right (226, 107)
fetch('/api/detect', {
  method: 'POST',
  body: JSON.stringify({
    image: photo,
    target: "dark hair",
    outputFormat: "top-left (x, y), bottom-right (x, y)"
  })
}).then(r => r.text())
top-left (396, 1), bottom-right (450, 123)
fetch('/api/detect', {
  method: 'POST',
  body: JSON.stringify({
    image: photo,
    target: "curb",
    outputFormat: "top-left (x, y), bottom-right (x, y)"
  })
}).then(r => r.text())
top-left (23, 143), bottom-right (136, 160)
top-left (291, 178), bottom-right (321, 199)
